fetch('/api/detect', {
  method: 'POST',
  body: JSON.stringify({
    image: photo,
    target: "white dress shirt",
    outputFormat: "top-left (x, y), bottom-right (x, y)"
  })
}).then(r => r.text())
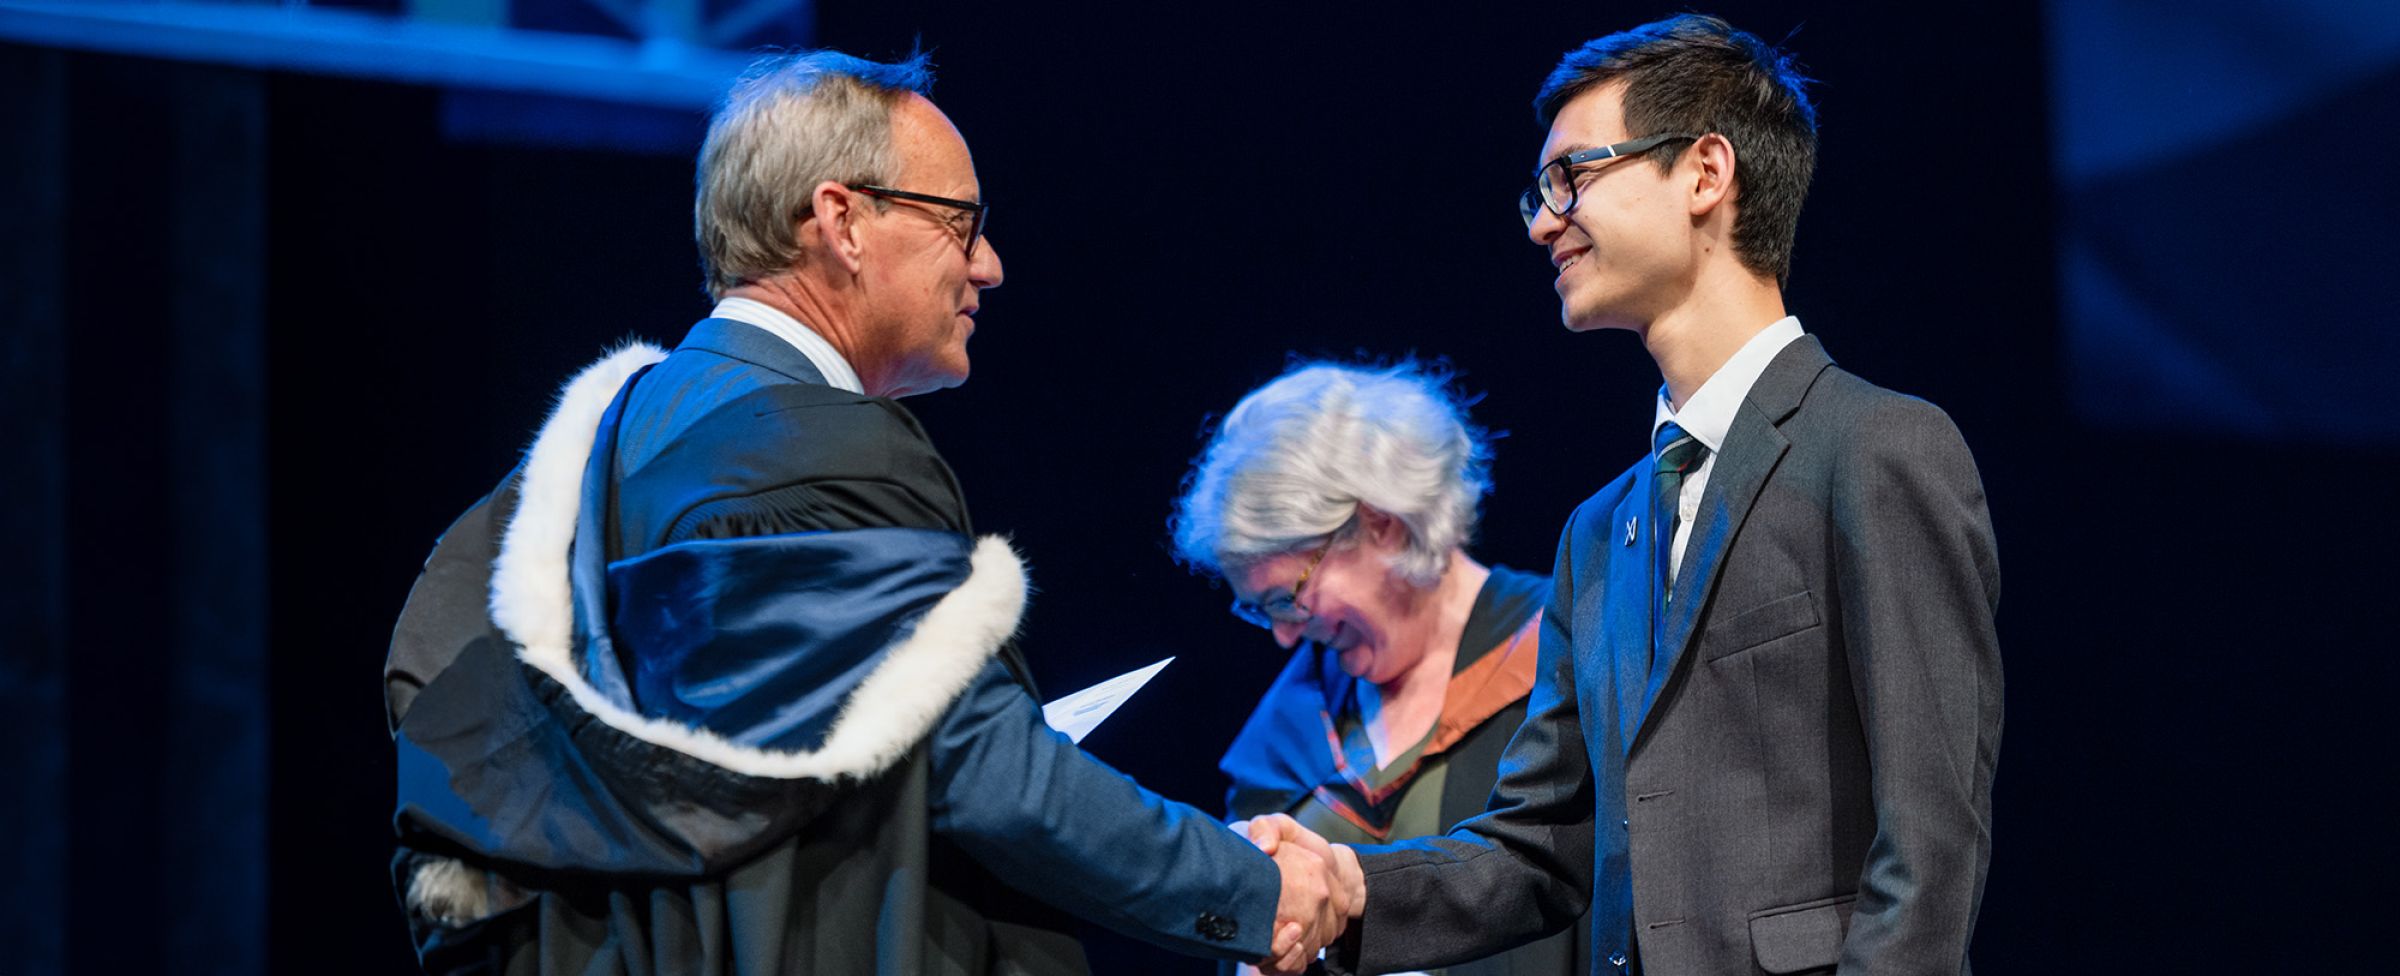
top-left (709, 296), bottom-right (864, 396)
top-left (1652, 316), bottom-right (1805, 582)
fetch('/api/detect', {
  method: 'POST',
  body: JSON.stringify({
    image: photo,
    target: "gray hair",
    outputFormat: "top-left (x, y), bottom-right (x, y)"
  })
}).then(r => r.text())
top-left (695, 50), bottom-right (933, 299)
top-left (1171, 361), bottom-right (1493, 587)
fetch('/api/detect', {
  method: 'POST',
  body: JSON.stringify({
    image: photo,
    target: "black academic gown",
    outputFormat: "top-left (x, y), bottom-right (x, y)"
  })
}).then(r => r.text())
top-left (388, 321), bottom-right (1282, 975)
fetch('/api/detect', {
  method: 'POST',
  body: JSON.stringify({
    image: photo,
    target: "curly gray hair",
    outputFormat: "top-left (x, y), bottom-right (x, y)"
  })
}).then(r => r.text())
top-left (1171, 361), bottom-right (1493, 587)
top-left (694, 50), bottom-right (932, 299)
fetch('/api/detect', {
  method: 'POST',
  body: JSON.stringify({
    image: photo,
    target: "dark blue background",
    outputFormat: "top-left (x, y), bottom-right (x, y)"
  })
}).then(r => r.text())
top-left (3, 1), bottom-right (2394, 973)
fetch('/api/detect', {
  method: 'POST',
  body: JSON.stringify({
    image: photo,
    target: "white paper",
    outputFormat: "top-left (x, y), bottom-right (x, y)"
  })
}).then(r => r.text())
top-left (1041, 657), bottom-right (1174, 744)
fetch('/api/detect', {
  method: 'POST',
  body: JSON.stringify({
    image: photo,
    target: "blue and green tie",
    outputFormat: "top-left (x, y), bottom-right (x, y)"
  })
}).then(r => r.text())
top-left (1652, 422), bottom-right (1709, 665)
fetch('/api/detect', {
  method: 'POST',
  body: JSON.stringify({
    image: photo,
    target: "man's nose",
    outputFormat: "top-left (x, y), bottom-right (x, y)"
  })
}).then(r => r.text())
top-left (971, 235), bottom-right (1003, 288)
top-left (1526, 205), bottom-right (1567, 246)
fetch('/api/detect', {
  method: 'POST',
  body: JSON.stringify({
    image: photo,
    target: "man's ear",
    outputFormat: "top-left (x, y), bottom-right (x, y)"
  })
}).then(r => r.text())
top-left (1685, 132), bottom-right (1738, 219)
top-left (804, 181), bottom-right (868, 275)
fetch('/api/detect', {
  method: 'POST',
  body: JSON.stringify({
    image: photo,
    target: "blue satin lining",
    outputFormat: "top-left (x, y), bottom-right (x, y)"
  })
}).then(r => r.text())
top-left (588, 527), bottom-right (974, 752)
top-left (559, 359), bottom-right (979, 755)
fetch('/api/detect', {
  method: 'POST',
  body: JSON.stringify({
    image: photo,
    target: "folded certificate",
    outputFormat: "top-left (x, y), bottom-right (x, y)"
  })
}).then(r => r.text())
top-left (1042, 657), bottom-right (1174, 744)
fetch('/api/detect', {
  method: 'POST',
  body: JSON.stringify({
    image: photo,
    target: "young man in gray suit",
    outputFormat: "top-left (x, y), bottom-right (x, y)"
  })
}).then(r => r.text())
top-left (1250, 14), bottom-right (2003, 976)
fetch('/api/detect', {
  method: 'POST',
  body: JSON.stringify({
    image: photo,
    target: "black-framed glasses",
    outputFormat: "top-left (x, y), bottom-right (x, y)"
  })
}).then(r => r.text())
top-left (849, 184), bottom-right (990, 258)
top-left (1229, 536), bottom-right (1334, 631)
top-left (1517, 132), bottom-right (1702, 227)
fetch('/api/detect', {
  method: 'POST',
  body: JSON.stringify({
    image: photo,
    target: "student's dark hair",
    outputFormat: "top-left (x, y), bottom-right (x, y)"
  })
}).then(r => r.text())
top-left (1534, 14), bottom-right (1817, 285)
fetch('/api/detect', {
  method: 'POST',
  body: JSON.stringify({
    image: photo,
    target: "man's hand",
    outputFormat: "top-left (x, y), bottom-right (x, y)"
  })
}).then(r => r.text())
top-left (1244, 814), bottom-right (1365, 920)
top-left (1236, 814), bottom-right (1367, 974)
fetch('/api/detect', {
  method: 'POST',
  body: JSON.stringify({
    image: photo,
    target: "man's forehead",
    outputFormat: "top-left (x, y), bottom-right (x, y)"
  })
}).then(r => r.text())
top-left (1535, 132), bottom-right (1622, 169)
top-left (1540, 137), bottom-right (1603, 161)
top-left (893, 95), bottom-right (981, 190)
top-left (1535, 84), bottom-right (1629, 161)
top-left (893, 92), bottom-right (954, 135)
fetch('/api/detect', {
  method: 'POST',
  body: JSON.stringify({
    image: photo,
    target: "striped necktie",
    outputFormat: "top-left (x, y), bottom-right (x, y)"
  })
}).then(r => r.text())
top-left (1653, 422), bottom-right (1709, 656)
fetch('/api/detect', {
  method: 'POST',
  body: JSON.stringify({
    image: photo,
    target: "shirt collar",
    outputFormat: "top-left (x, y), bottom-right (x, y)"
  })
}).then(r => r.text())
top-left (708, 297), bottom-right (865, 395)
top-left (1652, 316), bottom-right (1806, 454)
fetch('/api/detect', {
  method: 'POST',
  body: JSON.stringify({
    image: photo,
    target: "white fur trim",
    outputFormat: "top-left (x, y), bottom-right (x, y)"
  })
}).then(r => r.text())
top-left (488, 343), bottom-right (1027, 781)
top-left (406, 855), bottom-right (526, 927)
top-left (489, 342), bottom-right (665, 661)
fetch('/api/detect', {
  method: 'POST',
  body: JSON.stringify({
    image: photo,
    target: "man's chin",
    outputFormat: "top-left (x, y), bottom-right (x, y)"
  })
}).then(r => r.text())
top-left (1559, 292), bottom-right (1602, 331)
top-left (882, 366), bottom-right (969, 399)
top-left (1562, 303), bottom-right (1641, 334)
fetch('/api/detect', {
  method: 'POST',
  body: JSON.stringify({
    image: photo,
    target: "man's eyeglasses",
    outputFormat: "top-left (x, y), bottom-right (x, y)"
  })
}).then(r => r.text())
top-left (1229, 537), bottom-right (1334, 631)
top-left (1517, 132), bottom-right (1702, 228)
top-left (849, 184), bottom-right (990, 259)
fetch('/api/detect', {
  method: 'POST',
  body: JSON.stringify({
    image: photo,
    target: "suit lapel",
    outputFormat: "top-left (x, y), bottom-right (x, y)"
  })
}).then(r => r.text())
top-left (1640, 409), bottom-right (1788, 727)
top-left (1633, 336), bottom-right (1835, 747)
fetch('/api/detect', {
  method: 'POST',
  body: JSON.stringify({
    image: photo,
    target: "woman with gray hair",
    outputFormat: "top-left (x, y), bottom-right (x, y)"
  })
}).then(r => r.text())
top-left (1172, 361), bottom-right (1580, 976)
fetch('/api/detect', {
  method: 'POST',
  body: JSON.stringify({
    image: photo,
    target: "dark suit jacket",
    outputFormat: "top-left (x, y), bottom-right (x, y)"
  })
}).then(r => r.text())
top-left (1330, 336), bottom-right (2003, 976)
top-left (389, 319), bottom-right (1282, 974)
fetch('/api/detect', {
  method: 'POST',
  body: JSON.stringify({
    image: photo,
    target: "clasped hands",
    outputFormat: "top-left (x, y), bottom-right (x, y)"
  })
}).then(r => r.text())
top-left (1235, 814), bottom-right (1365, 975)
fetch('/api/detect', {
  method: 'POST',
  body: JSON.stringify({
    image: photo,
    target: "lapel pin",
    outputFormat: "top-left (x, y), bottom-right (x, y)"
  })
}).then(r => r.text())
top-left (1624, 517), bottom-right (1638, 546)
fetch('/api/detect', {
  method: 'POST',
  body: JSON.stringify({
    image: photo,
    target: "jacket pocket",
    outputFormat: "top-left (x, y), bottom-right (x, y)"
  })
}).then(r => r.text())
top-left (1747, 893), bottom-right (1856, 974)
top-left (1701, 590), bottom-right (1821, 662)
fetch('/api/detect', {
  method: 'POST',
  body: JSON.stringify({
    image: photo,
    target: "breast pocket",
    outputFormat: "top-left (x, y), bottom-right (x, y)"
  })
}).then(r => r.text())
top-left (1700, 589), bottom-right (1821, 663)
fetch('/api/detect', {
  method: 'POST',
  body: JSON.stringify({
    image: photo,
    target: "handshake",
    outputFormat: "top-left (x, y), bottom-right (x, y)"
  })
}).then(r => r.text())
top-left (1236, 814), bottom-right (1367, 975)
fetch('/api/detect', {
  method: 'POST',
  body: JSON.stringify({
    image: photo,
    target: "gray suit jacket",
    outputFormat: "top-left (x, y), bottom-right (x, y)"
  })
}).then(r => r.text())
top-left (1331, 336), bottom-right (2003, 976)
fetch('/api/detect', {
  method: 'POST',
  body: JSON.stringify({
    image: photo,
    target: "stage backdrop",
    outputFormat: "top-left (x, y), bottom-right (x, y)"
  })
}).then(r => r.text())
top-left (2, 1), bottom-right (2394, 974)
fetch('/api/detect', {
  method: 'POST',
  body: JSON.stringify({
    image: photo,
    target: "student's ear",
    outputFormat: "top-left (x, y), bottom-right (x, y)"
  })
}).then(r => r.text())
top-left (1685, 132), bottom-right (1738, 219)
